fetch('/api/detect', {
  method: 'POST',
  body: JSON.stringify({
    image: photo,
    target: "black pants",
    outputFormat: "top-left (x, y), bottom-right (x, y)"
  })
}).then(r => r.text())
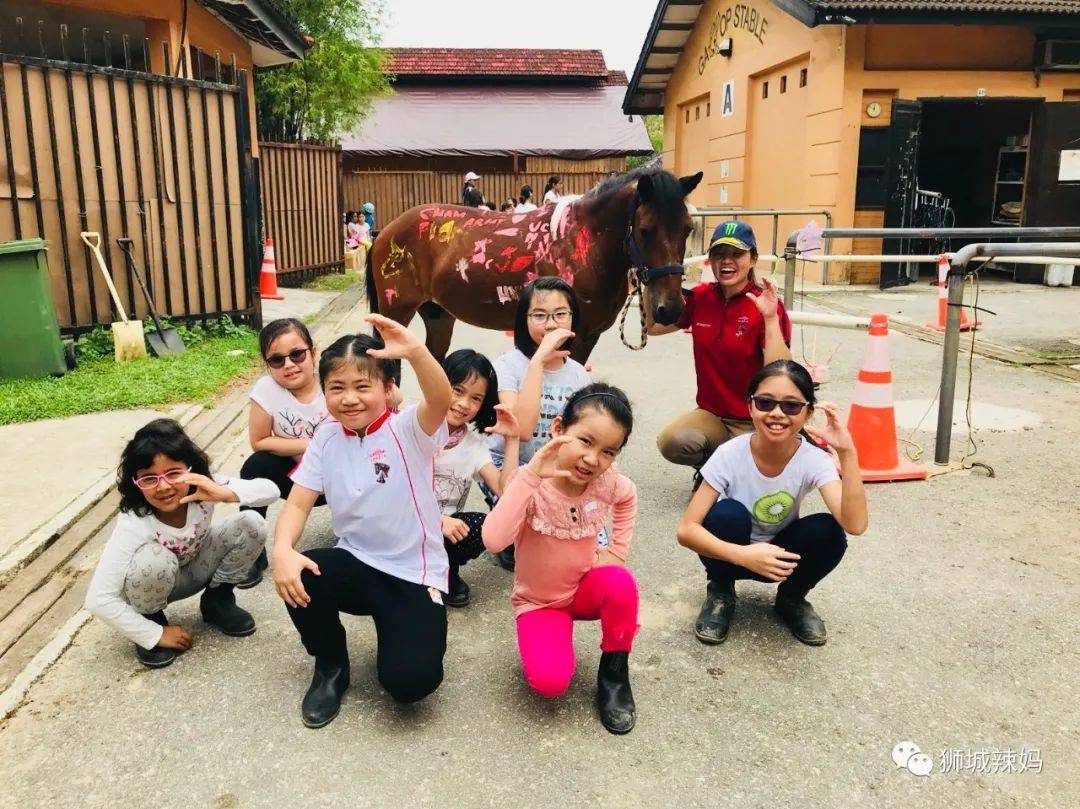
top-left (239, 450), bottom-right (325, 518)
top-left (286, 547), bottom-right (447, 704)
top-left (699, 499), bottom-right (847, 597)
top-left (444, 511), bottom-right (487, 581)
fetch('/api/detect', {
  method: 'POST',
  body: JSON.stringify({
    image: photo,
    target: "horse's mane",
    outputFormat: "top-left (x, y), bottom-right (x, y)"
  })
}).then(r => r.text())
top-left (585, 167), bottom-right (687, 224)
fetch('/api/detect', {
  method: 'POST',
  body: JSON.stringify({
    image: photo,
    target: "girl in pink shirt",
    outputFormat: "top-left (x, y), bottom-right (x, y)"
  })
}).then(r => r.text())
top-left (482, 383), bottom-right (639, 734)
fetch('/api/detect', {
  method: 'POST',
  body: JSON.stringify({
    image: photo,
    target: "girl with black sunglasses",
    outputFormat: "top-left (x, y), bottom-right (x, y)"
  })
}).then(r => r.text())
top-left (676, 360), bottom-right (867, 647)
top-left (237, 318), bottom-right (332, 587)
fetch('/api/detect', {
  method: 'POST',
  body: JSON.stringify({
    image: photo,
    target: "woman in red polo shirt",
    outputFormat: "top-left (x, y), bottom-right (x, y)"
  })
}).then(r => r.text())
top-left (649, 221), bottom-right (792, 480)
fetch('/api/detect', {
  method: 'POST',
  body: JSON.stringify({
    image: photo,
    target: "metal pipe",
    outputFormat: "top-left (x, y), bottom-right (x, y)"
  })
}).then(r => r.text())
top-left (934, 242), bottom-right (1080, 465)
top-left (162, 41), bottom-right (191, 316)
top-left (38, 22), bottom-right (77, 324)
top-left (101, 30), bottom-right (138, 314)
top-left (788, 311), bottom-right (870, 330)
top-left (0, 49), bottom-right (23, 238)
top-left (821, 226), bottom-right (1080, 239)
top-left (61, 25), bottom-right (98, 324)
top-left (179, 48), bottom-right (206, 315)
top-left (122, 34), bottom-right (153, 301)
top-left (197, 74), bottom-right (223, 311)
top-left (215, 67), bottom-right (239, 310)
top-left (783, 233), bottom-right (798, 309)
top-left (144, 38), bottom-right (172, 314)
top-left (15, 19), bottom-right (45, 240)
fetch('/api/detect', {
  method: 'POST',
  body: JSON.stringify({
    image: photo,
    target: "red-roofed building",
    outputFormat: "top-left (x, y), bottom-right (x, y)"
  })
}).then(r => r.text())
top-left (340, 48), bottom-right (652, 223)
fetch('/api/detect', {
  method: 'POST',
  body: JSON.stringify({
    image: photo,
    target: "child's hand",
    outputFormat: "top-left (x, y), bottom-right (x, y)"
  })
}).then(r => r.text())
top-left (158, 625), bottom-right (192, 650)
top-left (441, 515), bottom-right (469, 543)
top-left (484, 404), bottom-right (520, 439)
top-left (525, 435), bottom-right (574, 480)
top-left (532, 328), bottom-right (574, 364)
top-left (272, 547), bottom-right (320, 608)
top-left (178, 474), bottom-right (239, 504)
top-left (364, 314), bottom-right (424, 362)
top-left (736, 543), bottom-right (800, 582)
top-left (594, 548), bottom-right (624, 568)
top-left (804, 402), bottom-right (855, 455)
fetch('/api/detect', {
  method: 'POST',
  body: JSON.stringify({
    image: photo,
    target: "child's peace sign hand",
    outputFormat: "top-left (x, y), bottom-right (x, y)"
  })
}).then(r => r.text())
top-left (804, 402), bottom-right (855, 455)
top-left (364, 314), bottom-right (424, 361)
top-left (484, 403), bottom-right (520, 439)
top-left (525, 435), bottom-right (574, 480)
top-left (178, 473), bottom-right (239, 504)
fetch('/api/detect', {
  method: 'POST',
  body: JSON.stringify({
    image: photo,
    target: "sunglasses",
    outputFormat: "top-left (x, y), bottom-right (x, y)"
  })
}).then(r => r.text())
top-left (265, 347), bottom-right (311, 369)
top-left (133, 466), bottom-right (191, 490)
top-left (749, 396), bottom-right (810, 416)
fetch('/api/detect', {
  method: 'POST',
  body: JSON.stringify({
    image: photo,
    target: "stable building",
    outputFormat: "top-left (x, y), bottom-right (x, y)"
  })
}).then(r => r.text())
top-left (624, 0), bottom-right (1080, 285)
top-left (340, 48), bottom-right (652, 223)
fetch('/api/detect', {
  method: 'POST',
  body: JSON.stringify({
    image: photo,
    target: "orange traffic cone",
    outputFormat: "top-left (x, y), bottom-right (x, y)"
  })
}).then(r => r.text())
top-left (259, 238), bottom-right (284, 300)
top-left (927, 255), bottom-right (978, 332)
top-left (847, 314), bottom-right (927, 482)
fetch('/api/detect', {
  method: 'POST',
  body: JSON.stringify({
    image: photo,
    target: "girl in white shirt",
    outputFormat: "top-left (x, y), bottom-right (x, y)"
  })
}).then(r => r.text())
top-left (515, 184), bottom-right (537, 212)
top-left (85, 419), bottom-right (278, 669)
top-left (238, 318), bottom-right (331, 588)
top-left (435, 349), bottom-right (518, 607)
top-left (677, 360), bottom-right (868, 647)
top-left (543, 175), bottom-right (562, 204)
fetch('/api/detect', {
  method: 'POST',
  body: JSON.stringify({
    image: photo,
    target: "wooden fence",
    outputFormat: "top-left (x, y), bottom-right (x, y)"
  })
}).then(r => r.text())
top-left (0, 35), bottom-right (261, 332)
top-left (257, 142), bottom-right (343, 285)
top-left (342, 170), bottom-right (613, 225)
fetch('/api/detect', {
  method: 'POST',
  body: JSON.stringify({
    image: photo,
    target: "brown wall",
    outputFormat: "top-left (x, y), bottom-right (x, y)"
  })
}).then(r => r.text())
top-left (0, 59), bottom-right (252, 330)
top-left (259, 143), bottom-right (343, 284)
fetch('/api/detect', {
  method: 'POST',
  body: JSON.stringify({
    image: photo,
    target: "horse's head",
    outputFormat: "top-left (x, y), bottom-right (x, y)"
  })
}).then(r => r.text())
top-left (625, 169), bottom-right (703, 325)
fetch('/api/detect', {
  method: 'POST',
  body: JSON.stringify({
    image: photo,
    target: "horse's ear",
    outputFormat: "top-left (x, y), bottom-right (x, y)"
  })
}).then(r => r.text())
top-left (679, 172), bottom-right (704, 197)
top-left (636, 173), bottom-right (655, 202)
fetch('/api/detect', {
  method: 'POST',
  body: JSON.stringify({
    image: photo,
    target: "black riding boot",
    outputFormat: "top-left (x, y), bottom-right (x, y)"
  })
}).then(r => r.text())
top-left (596, 651), bottom-right (636, 735)
top-left (445, 563), bottom-right (470, 608)
top-left (135, 610), bottom-right (177, 669)
top-left (200, 583), bottom-right (256, 636)
top-left (694, 580), bottom-right (736, 644)
top-left (236, 549), bottom-right (268, 590)
top-left (774, 587), bottom-right (827, 646)
top-left (496, 544), bottom-right (516, 572)
top-left (302, 657), bottom-right (350, 729)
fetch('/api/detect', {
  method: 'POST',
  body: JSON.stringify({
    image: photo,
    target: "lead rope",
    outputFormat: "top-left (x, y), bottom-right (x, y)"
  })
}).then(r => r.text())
top-left (618, 270), bottom-right (648, 351)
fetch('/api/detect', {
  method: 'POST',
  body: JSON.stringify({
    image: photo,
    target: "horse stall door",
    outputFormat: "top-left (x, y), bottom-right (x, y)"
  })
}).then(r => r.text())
top-left (1023, 101), bottom-right (1080, 285)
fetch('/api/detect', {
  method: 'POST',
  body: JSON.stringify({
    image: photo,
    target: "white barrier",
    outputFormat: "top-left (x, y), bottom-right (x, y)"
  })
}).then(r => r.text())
top-left (788, 311), bottom-right (871, 330)
top-left (684, 252), bottom-right (1080, 267)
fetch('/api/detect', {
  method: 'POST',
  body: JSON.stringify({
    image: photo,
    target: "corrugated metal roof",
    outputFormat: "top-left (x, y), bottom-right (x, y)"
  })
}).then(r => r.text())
top-left (198, 0), bottom-right (308, 65)
top-left (339, 85), bottom-right (652, 159)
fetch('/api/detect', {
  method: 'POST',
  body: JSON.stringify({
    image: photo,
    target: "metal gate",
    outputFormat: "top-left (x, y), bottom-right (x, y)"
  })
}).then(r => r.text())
top-left (0, 22), bottom-right (262, 332)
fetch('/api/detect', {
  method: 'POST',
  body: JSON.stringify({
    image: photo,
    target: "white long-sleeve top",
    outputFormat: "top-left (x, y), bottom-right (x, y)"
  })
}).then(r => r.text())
top-left (84, 475), bottom-right (278, 649)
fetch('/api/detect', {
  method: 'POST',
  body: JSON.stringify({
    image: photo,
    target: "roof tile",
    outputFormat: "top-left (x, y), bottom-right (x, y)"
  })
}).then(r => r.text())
top-left (386, 48), bottom-right (609, 78)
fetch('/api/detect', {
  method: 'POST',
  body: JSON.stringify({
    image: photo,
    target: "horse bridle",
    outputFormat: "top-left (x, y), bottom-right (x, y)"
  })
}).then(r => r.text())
top-left (618, 193), bottom-right (685, 351)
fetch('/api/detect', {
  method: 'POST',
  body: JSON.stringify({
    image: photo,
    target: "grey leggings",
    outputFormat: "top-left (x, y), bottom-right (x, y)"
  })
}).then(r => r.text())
top-left (123, 511), bottom-right (266, 615)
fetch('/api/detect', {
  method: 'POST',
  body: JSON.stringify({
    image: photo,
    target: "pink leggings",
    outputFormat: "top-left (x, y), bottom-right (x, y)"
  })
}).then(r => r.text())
top-left (515, 565), bottom-right (639, 699)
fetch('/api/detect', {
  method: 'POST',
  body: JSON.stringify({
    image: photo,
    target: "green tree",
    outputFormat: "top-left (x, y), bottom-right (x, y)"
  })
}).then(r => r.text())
top-left (255, 0), bottom-right (389, 143)
top-left (627, 115), bottom-right (664, 169)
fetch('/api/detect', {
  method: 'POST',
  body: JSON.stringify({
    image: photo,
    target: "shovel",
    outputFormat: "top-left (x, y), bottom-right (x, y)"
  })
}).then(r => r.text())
top-left (117, 237), bottom-right (185, 356)
top-left (80, 232), bottom-right (147, 362)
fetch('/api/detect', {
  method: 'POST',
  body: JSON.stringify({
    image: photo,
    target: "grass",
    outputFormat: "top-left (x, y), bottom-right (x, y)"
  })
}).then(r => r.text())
top-left (303, 271), bottom-right (361, 292)
top-left (0, 333), bottom-right (260, 426)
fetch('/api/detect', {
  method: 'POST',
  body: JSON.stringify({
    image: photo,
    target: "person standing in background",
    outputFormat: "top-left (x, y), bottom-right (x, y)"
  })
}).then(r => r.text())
top-left (462, 171), bottom-right (480, 205)
top-left (515, 185), bottom-right (537, 212)
top-left (543, 176), bottom-right (562, 204)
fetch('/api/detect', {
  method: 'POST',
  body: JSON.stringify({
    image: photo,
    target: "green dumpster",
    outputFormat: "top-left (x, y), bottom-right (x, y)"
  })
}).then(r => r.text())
top-left (0, 238), bottom-right (67, 380)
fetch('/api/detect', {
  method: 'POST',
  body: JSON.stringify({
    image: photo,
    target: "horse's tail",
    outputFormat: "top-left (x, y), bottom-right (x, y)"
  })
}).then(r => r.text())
top-left (364, 243), bottom-right (378, 314)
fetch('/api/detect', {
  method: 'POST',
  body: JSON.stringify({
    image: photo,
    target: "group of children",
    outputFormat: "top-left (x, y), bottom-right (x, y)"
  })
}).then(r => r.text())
top-left (86, 265), bottom-right (869, 736)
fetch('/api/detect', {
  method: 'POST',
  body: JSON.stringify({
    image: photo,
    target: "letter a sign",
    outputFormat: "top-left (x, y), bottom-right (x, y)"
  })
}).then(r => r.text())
top-left (721, 80), bottom-right (735, 117)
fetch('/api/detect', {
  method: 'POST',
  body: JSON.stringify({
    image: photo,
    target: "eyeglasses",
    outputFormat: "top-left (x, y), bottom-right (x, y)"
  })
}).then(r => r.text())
top-left (749, 396), bottom-right (809, 416)
top-left (133, 466), bottom-right (191, 490)
top-left (265, 347), bottom-right (311, 369)
top-left (527, 309), bottom-right (572, 325)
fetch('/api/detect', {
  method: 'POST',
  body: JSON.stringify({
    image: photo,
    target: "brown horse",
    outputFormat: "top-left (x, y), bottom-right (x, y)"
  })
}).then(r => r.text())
top-left (366, 167), bottom-right (703, 363)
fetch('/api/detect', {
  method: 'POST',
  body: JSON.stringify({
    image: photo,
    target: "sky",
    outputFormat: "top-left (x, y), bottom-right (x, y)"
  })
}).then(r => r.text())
top-left (379, 0), bottom-right (661, 74)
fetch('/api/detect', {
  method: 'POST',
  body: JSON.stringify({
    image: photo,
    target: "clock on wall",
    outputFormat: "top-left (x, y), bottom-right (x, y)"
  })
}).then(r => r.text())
top-left (865, 101), bottom-right (883, 119)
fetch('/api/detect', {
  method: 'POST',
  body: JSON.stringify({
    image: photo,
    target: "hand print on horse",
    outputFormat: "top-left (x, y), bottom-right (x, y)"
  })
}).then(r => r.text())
top-left (366, 168), bottom-right (703, 363)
